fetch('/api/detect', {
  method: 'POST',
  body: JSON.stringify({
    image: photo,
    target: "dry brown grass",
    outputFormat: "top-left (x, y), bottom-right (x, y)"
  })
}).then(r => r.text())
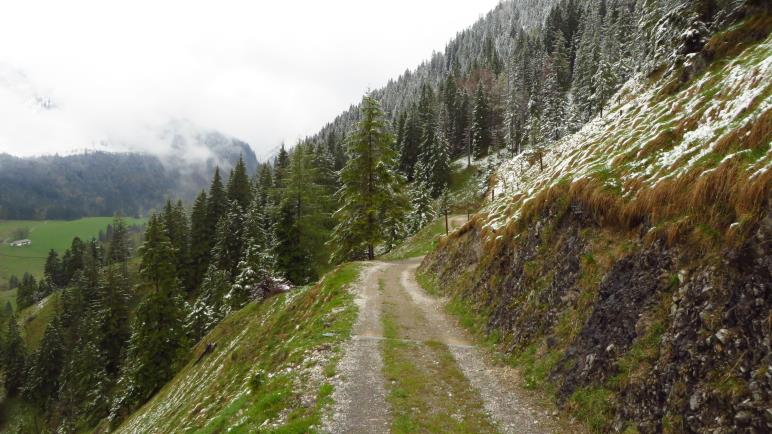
top-left (715, 108), bottom-right (772, 154)
top-left (704, 12), bottom-right (772, 62)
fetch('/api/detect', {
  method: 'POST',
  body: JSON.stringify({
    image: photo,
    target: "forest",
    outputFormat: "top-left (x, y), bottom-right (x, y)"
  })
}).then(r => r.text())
top-left (1, 0), bottom-right (767, 432)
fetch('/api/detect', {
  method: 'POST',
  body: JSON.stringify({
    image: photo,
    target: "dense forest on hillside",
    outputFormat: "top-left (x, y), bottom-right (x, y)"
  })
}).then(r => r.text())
top-left (0, 133), bottom-right (257, 220)
top-left (0, 0), bottom-right (768, 432)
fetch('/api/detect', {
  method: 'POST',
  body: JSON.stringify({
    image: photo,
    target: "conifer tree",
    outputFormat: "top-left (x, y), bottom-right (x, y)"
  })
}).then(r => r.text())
top-left (226, 156), bottom-right (253, 210)
top-left (3, 313), bottom-right (26, 396)
top-left (44, 249), bottom-right (64, 287)
top-left (163, 200), bottom-right (191, 290)
top-left (407, 182), bottom-right (435, 235)
top-left (111, 215), bottom-right (186, 423)
top-left (189, 190), bottom-right (209, 290)
top-left (471, 83), bottom-right (493, 159)
top-left (212, 201), bottom-right (247, 278)
top-left (397, 110), bottom-right (422, 180)
top-left (206, 168), bottom-right (228, 241)
top-left (24, 315), bottom-right (63, 407)
top-left (186, 265), bottom-right (230, 342)
top-left (108, 214), bottom-right (131, 264)
top-left (331, 95), bottom-right (409, 261)
top-left (8, 275), bottom-right (19, 289)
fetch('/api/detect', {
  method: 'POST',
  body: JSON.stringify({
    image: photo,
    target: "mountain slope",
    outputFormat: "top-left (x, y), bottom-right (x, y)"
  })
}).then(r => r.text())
top-left (113, 264), bottom-right (360, 433)
top-left (421, 16), bottom-right (771, 433)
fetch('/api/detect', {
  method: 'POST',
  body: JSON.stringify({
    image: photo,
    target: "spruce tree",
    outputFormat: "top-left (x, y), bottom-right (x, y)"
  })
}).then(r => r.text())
top-left (206, 168), bottom-right (228, 241)
top-left (189, 190), bottom-right (209, 290)
top-left (3, 313), bottom-right (26, 396)
top-left (24, 315), bottom-right (63, 407)
top-left (331, 95), bottom-right (409, 261)
top-left (186, 265), bottom-right (230, 342)
top-left (471, 83), bottom-right (493, 159)
top-left (44, 249), bottom-right (64, 287)
top-left (8, 275), bottom-right (19, 289)
top-left (407, 182), bottom-right (435, 235)
top-left (108, 214), bottom-right (131, 264)
top-left (212, 201), bottom-right (247, 278)
top-left (226, 156), bottom-right (253, 210)
top-left (111, 215), bottom-right (186, 423)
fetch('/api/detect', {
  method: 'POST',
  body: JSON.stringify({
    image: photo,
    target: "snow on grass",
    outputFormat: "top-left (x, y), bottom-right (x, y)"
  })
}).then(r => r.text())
top-left (481, 34), bottom-right (772, 239)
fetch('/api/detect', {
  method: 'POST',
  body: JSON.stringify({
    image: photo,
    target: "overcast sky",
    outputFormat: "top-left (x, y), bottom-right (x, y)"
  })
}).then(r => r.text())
top-left (0, 0), bottom-right (501, 158)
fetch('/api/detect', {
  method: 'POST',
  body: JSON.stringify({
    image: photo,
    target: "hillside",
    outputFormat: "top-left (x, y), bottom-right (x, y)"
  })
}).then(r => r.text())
top-left (421, 15), bottom-right (771, 433)
top-left (112, 263), bottom-right (361, 433)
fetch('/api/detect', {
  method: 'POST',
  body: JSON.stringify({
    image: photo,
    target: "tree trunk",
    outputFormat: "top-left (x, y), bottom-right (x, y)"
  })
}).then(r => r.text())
top-left (367, 243), bottom-right (374, 261)
top-left (444, 212), bottom-right (449, 235)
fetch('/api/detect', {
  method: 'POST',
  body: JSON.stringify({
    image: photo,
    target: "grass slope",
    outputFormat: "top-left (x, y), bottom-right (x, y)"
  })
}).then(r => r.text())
top-left (0, 217), bottom-right (145, 286)
top-left (116, 263), bottom-right (362, 434)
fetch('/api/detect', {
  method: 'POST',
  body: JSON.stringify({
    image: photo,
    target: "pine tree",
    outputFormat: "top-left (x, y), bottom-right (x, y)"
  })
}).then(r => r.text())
top-left (407, 182), bottom-right (435, 235)
top-left (397, 110), bottom-right (422, 180)
top-left (186, 265), bottom-right (230, 342)
top-left (3, 313), bottom-right (26, 396)
top-left (108, 214), bottom-right (131, 264)
top-left (189, 190), bottom-right (209, 290)
top-left (273, 144), bottom-right (290, 189)
top-left (212, 201), bottom-right (247, 278)
top-left (226, 156), bottom-right (253, 210)
top-left (331, 95), bottom-right (409, 261)
top-left (206, 168), bottom-right (228, 242)
top-left (62, 236), bottom-right (86, 285)
top-left (44, 249), bottom-right (64, 287)
top-left (16, 272), bottom-right (36, 310)
top-left (471, 83), bottom-right (493, 159)
top-left (163, 200), bottom-right (191, 290)
top-left (225, 239), bottom-right (274, 313)
top-left (541, 58), bottom-right (566, 142)
top-left (96, 264), bottom-right (131, 377)
top-left (275, 145), bottom-right (328, 284)
top-left (8, 275), bottom-right (19, 289)
top-left (111, 215), bottom-right (186, 423)
top-left (23, 315), bottom-right (64, 407)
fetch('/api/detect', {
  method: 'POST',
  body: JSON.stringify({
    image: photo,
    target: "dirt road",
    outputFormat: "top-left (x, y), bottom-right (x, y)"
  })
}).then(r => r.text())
top-left (324, 217), bottom-right (561, 433)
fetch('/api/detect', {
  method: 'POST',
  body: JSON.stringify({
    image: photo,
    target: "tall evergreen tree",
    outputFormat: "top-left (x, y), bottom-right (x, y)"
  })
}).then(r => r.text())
top-left (331, 95), bottom-right (409, 261)
top-left (226, 156), bottom-right (253, 210)
top-left (212, 201), bottom-right (247, 278)
top-left (471, 82), bottom-right (493, 158)
top-left (206, 168), bottom-right (228, 241)
top-left (111, 215), bottom-right (186, 423)
top-left (108, 214), bottom-right (131, 264)
top-left (3, 313), bottom-right (26, 396)
top-left (189, 191), bottom-right (209, 291)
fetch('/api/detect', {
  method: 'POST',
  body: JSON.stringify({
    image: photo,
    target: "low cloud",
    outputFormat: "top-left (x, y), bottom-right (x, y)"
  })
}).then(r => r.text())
top-left (0, 0), bottom-right (499, 158)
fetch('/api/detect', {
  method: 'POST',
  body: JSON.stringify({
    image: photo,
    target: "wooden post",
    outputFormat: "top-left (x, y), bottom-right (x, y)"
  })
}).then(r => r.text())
top-left (491, 188), bottom-right (494, 201)
top-left (444, 212), bottom-right (449, 235)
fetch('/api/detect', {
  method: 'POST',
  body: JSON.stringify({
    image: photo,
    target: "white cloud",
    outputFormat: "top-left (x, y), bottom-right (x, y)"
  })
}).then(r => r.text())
top-left (0, 0), bottom-right (500, 157)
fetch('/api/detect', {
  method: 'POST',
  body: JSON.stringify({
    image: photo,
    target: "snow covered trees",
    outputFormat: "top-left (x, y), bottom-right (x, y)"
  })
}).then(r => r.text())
top-left (471, 83), bottom-right (493, 159)
top-left (331, 95), bottom-right (409, 261)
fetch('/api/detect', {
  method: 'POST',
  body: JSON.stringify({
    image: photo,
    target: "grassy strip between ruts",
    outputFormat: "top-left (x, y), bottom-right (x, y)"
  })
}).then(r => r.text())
top-left (380, 306), bottom-right (497, 433)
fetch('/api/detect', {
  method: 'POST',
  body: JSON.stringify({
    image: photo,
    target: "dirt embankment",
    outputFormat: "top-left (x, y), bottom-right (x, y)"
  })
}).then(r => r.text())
top-left (421, 203), bottom-right (771, 433)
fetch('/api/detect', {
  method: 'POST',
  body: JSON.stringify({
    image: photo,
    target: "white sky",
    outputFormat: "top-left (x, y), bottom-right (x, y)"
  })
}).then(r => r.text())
top-left (0, 0), bottom-right (501, 158)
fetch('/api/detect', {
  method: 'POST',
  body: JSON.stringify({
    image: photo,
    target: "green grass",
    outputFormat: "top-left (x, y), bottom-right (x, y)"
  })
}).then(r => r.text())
top-left (116, 262), bottom-right (362, 433)
top-left (0, 217), bottom-right (145, 285)
top-left (380, 309), bottom-right (497, 434)
top-left (567, 387), bottom-right (615, 433)
top-left (17, 290), bottom-right (60, 349)
top-left (0, 288), bottom-right (16, 311)
top-left (381, 218), bottom-right (447, 260)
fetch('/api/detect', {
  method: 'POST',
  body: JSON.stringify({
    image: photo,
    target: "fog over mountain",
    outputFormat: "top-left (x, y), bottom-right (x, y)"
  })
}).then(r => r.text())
top-left (0, 0), bottom-right (500, 159)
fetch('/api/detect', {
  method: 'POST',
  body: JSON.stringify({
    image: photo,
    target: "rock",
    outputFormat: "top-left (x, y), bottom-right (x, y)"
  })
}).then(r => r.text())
top-left (689, 392), bottom-right (702, 411)
top-left (715, 328), bottom-right (732, 345)
top-left (734, 410), bottom-right (752, 426)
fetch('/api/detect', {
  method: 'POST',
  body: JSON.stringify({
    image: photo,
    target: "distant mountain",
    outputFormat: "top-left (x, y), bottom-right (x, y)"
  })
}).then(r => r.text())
top-left (0, 132), bottom-right (258, 220)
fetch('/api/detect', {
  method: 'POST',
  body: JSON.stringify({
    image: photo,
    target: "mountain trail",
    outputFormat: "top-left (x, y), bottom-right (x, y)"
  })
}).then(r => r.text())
top-left (324, 217), bottom-right (564, 433)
